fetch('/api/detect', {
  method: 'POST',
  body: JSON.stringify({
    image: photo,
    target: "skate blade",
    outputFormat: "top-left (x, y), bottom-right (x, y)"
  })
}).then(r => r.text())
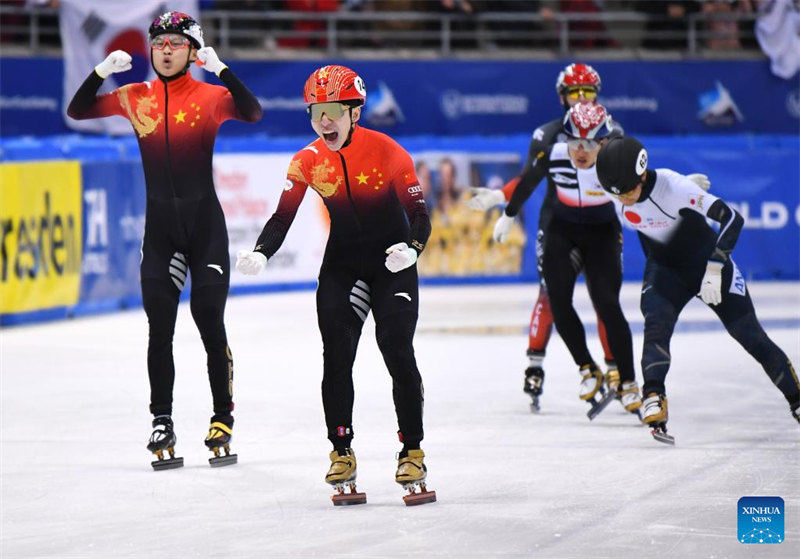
top-left (403, 489), bottom-right (437, 506)
top-left (529, 396), bottom-right (541, 414)
top-left (650, 425), bottom-right (675, 445)
top-left (331, 491), bottom-right (367, 506)
top-left (586, 390), bottom-right (616, 420)
top-left (209, 453), bottom-right (238, 467)
top-left (151, 456), bottom-right (184, 471)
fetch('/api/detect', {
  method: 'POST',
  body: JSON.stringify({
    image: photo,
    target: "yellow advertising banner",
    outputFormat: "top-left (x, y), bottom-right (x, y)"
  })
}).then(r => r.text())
top-left (0, 161), bottom-right (82, 314)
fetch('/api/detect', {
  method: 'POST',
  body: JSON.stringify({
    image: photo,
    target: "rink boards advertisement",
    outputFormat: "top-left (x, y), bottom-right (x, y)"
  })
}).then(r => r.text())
top-left (0, 161), bottom-right (82, 315)
top-left (0, 134), bottom-right (797, 325)
top-left (1, 58), bottom-right (798, 137)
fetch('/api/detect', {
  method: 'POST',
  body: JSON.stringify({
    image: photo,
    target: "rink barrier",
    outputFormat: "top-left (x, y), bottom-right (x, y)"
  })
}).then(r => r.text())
top-left (0, 134), bottom-right (797, 326)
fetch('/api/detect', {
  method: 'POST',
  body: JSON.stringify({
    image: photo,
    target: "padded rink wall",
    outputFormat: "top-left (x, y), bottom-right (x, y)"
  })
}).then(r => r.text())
top-left (0, 133), bottom-right (797, 326)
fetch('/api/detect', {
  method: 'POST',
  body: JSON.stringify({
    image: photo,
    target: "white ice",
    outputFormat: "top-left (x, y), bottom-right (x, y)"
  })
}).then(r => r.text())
top-left (2, 282), bottom-right (799, 558)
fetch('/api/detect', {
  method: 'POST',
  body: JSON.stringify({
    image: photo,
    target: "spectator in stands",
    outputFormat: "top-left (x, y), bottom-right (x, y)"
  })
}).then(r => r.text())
top-left (222, 0), bottom-right (283, 50)
top-left (702, 0), bottom-right (753, 50)
top-left (436, 0), bottom-right (479, 49)
top-left (557, 0), bottom-right (618, 48)
top-left (635, 1), bottom-right (702, 50)
top-left (278, 0), bottom-right (339, 48)
top-left (478, 1), bottom-right (558, 49)
top-left (360, 1), bottom-right (435, 49)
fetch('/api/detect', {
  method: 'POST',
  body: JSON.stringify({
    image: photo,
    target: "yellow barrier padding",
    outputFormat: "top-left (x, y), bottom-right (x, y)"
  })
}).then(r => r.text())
top-left (0, 161), bottom-right (82, 314)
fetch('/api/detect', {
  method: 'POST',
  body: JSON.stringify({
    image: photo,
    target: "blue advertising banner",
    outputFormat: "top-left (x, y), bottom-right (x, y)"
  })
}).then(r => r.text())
top-left (2, 57), bottom-right (798, 138)
top-left (78, 161), bottom-right (147, 313)
top-left (0, 58), bottom-right (65, 138)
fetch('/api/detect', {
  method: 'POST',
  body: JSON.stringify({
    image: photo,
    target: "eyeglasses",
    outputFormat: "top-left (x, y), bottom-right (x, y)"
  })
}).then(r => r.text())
top-left (567, 138), bottom-right (600, 150)
top-left (150, 34), bottom-right (192, 50)
top-left (307, 102), bottom-right (349, 122)
top-left (565, 87), bottom-right (598, 100)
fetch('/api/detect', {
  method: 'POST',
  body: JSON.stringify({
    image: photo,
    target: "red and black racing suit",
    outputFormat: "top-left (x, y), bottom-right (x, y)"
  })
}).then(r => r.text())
top-left (253, 125), bottom-right (431, 451)
top-left (68, 68), bottom-right (262, 422)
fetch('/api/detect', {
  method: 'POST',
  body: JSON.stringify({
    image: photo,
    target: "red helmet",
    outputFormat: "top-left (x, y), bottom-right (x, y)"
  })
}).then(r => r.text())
top-left (563, 102), bottom-right (614, 139)
top-left (555, 63), bottom-right (602, 94)
top-left (303, 65), bottom-right (367, 106)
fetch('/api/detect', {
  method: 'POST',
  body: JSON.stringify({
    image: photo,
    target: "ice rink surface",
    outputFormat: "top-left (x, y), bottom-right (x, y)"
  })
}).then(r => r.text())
top-left (2, 282), bottom-right (799, 559)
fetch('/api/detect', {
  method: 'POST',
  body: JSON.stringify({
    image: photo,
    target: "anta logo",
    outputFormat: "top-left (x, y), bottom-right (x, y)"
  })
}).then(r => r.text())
top-left (207, 264), bottom-right (223, 274)
top-left (394, 292), bottom-right (412, 301)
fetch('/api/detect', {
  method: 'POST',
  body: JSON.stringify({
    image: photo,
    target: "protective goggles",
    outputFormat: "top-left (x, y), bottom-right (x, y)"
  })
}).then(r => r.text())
top-left (565, 87), bottom-right (598, 100)
top-left (150, 34), bottom-right (192, 50)
top-left (307, 102), bottom-right (350, 122)
top-left (567, 137), bottom-right (600, 150)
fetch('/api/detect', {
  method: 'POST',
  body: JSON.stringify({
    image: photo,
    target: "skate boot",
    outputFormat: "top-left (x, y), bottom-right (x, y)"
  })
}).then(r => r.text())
top-left (790, 401), bottom-right (799, 425)
top-left (618, 381), bottom-right (643, 415)
top-left (395, 449), bottom-right (437, 506)
top-left (642, 393), bottom-right (674, 445)
top-left (326, 448), bottom-right (366, 506)
top-left (205, 415), bottom-right (237, 467)
top-left (147, 415), bottom-right (183, 471)
top-left (523, 366), bottom-right (545, 413)
top-left (604, 365), bottom-right (620, 395)
top-left (579, 364), bottom-right (615, 420)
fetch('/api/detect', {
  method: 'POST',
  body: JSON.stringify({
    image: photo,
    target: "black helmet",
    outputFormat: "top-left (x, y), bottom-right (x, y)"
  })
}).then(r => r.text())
top-left (148, 11), bottom-right (204, 49)
top-left (596, 136), bottom-right (648, 195)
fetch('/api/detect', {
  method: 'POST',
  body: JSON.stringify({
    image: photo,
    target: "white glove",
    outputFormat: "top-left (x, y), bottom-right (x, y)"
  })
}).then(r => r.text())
top-left (94, 50), bottom-right (132, 79)
top-left (235, 250), bottom-right (267, 275)
top-left (466, 187), bottom-right (505, 211)
top-left (687, 173), bottom-right (711, 191)
top-left (384, 242), bottom-right (418, 273)
top-left (699, 261), bottom-right (723, 305)
top-left (196, 47), bottom-right (228, 76)
top-left (493, 213), bottom-right (515, 244)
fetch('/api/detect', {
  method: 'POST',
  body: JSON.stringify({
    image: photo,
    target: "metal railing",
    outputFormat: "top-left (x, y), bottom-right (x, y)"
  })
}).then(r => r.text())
top-left (0, 5), bottom-right (762, 59)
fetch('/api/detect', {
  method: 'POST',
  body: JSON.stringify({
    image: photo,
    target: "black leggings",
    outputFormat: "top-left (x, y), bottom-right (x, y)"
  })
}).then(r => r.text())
top-left (316, 257), bottom-right (424, 450)
top-left (542, 217), bottom-right (635, 382)
top-left (140, 198), bottom-right (234, 418)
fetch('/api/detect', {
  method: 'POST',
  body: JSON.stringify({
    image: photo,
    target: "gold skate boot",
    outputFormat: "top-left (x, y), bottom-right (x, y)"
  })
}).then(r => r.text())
top-left (396, 449), bottom-right (436, 506)
top-left (326, 449), bottom-right (365, 506)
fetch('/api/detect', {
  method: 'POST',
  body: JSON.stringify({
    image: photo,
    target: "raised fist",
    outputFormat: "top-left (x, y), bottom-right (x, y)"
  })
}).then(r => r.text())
top-left (95, 50), bottom-right (132, 79)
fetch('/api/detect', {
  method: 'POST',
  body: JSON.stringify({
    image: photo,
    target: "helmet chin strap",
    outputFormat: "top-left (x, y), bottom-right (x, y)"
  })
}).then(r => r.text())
top-left (150, 48), bottom-right (194, 81)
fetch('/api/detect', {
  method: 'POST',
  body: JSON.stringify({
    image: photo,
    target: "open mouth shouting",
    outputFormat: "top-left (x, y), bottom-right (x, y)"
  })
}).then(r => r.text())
top-left (322, 130), bottom-right (339, 145)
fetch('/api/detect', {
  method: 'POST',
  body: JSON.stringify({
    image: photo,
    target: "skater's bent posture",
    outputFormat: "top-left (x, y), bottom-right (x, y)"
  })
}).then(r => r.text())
top-left (493, 102), bottom-right (642, 417)
top-left (236, 65), bottom-right (435, 504)
top-left (67, 11), bottom-right (262, 467)
top-left (467, 63), bottom-right (709, 411)
top-left (596, 136), bottom-right (800, 439)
